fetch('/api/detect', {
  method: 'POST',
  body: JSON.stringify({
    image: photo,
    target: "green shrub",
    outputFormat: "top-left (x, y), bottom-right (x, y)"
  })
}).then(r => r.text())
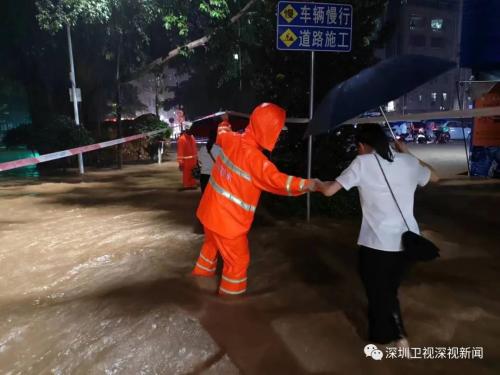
top-left (4, 115), bottom-right (94, 155)
top-left (129, 114), bottom-right (172, 161)
top-left (133, 114), bottom-right (171, 141)
top-left (3, 124), bottom-right (32, 148)
top-left (262, 125), bottom-right (361, 219)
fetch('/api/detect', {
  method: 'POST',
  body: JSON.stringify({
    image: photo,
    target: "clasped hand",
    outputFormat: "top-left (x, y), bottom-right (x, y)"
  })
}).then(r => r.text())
top-left (308, 178), bottom-right (337, 197)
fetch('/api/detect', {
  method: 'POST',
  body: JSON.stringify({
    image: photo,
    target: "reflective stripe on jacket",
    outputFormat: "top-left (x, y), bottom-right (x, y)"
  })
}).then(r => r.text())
top-left (197, 119), bottom-right (311, 239)
top-left (177, 134), bottom-right (197, 164)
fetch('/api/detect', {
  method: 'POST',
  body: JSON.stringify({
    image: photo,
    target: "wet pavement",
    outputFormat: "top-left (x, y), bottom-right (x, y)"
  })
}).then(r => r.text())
top-left (0, 149), bottom-right (499, 374)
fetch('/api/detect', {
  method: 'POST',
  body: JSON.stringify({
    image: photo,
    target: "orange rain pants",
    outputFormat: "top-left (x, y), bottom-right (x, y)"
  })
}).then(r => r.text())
top-left (177, 133), bottom-right (198, 188)
top-left (192, 227), bottom-right (249, 296)
top-left (181, 158), bottom-right (198, 188)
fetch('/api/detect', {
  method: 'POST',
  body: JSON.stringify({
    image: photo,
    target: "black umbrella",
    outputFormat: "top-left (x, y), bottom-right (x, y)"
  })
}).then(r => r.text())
top-left (306, 55), bottom-right (456, 137)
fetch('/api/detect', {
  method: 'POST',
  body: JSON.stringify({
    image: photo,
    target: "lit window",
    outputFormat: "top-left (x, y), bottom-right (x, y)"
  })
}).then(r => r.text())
top-left (418, 95), bottom-right (423, 102)
top-left (431, 19), bottom-right (443, 31)
top-left (431, 93), bottom-right (437, 102)
top-left (387, 101), bottom-right (395, 112)
top-left (442, 93), bottom-right (448, 101)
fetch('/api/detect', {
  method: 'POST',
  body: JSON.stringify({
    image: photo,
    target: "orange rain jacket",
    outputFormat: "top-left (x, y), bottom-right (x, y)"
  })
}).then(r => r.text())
top-left (197, 103), bottom-right (313, 239)
top-left (177, 132), bottom-right (198, 187)
top-left (177, 132), bottom-right (198, 167)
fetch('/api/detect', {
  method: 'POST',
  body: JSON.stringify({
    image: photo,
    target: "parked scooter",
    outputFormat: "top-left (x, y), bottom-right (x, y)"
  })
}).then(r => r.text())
top-left (434, 130), bottom-right (451, 144)
top-left (415, 128), bottom-right (428, 144)
top-left (396, 133), bottom-right (412, 143)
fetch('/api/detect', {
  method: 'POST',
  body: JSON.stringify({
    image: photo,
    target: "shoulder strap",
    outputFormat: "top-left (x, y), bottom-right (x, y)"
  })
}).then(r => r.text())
top-left (373, 154), bottom-right (410, 231)
top-left (207, 146), bottom-right (216, 162)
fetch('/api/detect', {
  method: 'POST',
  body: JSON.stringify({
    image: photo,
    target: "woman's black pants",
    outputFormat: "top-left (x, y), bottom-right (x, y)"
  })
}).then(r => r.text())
top-left (200, 174), bottom-right (210, 193)
top-left (358, 246), bottom-right (409, 344)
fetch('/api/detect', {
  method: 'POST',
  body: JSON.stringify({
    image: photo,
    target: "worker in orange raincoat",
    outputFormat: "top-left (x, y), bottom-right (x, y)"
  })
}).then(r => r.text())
top-left (192, 103), bottom-right (317, 296)
top-left (177, 129), bottom-right (198, 189)
top-left (218, 112), bottom-right (232, 133)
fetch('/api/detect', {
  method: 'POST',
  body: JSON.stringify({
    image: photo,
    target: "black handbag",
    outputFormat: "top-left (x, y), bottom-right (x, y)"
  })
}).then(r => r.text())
top-left (191, 164), bottom-right (201, 180)
top-left (374, 155), bottom-right (440, 262)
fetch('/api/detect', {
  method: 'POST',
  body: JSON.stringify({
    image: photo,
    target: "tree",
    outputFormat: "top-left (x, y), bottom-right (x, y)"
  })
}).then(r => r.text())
top-left (36, 0), bottom-right (159, 167)
top-left (34, 0), bottom-right (238, 167)
top-left (165, 0), bottom-right (389, 118)
top-left (0, 77), bottom-right (32, 133)
top-left (138, 0), bottom-right (258, 79)
top-left (0, 1), bottom-right (68, 126)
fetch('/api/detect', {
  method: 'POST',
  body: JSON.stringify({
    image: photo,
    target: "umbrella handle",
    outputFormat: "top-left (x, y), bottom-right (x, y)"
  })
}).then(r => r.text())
top-left (379, 106), bottom-right (397, 140)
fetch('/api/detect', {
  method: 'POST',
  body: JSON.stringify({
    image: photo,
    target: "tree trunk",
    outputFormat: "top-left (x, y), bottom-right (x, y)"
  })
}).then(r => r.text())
top-left (96, 120), bottom-right (102, 167)
top-left (116, 81), bottom-right (123, 169)
top-left (155, 74), bottom-right (160, 118)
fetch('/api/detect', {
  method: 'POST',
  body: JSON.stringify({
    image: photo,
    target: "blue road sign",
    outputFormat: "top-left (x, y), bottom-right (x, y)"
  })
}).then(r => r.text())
top-left (276, 1), bottom-right (353, 52)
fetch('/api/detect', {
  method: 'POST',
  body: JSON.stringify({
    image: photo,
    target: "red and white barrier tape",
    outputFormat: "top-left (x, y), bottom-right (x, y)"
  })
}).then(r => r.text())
top-left (0, 129), bottom-right (166, 173)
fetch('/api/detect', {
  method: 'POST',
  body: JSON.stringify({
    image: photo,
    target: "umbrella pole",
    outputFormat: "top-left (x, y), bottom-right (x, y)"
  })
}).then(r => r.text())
top-left (379, 106), bottom-right (397, 140)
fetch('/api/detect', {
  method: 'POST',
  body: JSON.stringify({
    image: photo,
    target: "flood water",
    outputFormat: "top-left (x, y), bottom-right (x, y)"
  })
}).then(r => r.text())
top-left (0, 154), bottom-right (499, 374)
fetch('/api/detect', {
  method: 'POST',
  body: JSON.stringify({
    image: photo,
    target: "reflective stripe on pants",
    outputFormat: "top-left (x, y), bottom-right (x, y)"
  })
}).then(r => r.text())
top-left (192, 231), bottom-right (218, 277)
top-left (220, 275), bottom-right (247, 295)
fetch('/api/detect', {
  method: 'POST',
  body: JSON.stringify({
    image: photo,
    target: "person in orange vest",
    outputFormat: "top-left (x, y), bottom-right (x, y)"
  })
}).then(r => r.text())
top-left (192, 103), bottom-right (318, 296)
top-left (177, 128), bottom-right (198, 189)
top-left (198, 114), bottom-right (232, 194)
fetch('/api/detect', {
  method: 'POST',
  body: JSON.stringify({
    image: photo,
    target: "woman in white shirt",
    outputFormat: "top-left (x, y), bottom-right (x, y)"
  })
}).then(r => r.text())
top-left (317, 124), bottom-right (439, 348)
top-left (198, 126), bottom-right (221, 193)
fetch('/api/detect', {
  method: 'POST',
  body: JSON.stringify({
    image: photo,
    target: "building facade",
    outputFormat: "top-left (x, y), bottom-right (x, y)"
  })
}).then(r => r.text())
top-left (382, 0), bottom-right (470, 114)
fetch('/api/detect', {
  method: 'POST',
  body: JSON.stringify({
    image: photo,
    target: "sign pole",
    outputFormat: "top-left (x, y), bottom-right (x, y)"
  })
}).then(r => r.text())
top-left (66, 22), bottom-right (85, 175)
top-left (276, 1), bottom-right (353, 222)
top-left (307, 51), bottom-right (315, 222)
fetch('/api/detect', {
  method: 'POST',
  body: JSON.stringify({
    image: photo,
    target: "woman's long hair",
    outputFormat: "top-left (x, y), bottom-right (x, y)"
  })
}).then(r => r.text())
top-left (206, 125), bottom-right (218, 152)
top-left (356, 124), bottom-right (394, 162)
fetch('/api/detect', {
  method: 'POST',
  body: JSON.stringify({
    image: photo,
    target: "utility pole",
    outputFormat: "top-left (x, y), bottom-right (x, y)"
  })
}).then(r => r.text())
top-left (306, 51), bottom-right (315, 223)
top-left (66, 22), bottom-right (84, 174)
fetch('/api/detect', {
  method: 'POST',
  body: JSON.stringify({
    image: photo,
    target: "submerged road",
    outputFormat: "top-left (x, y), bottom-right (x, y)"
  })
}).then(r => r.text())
top-left (0, 153), bottom-right (499, 374)
top-left (408, 142), bottom-right (470, 178)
